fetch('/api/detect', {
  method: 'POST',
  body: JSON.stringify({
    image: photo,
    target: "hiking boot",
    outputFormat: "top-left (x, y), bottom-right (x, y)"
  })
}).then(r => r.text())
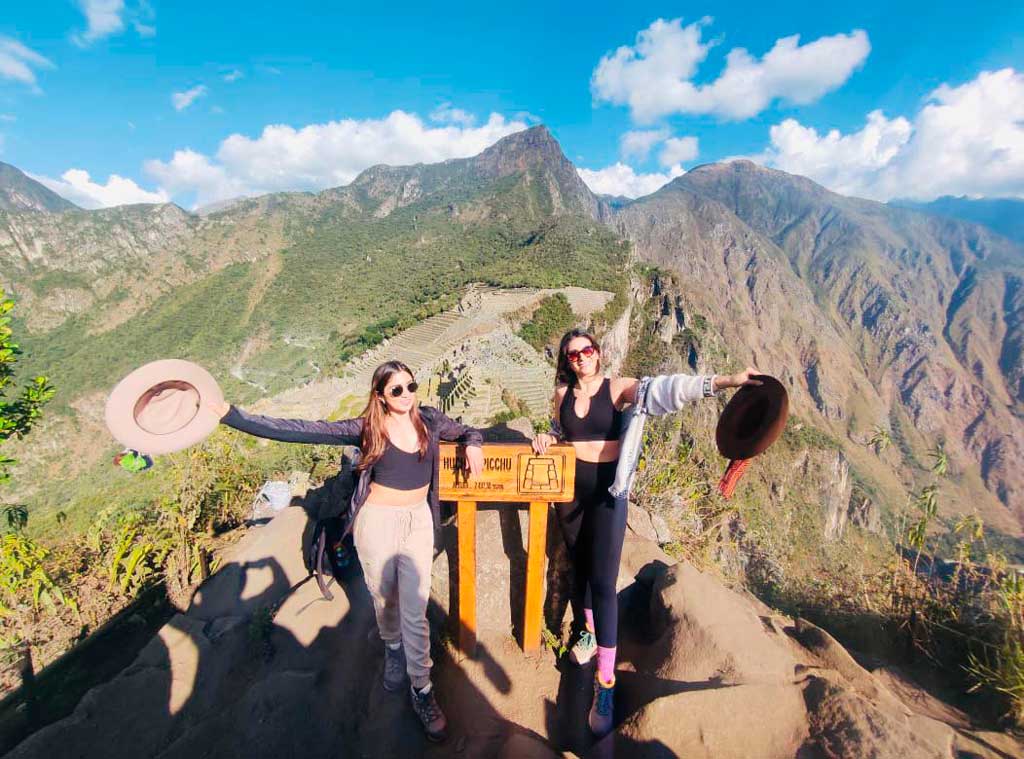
top-left (588, 675), bottom-right (615, 737)
top-left (570, 628), bottom-right (597, 665)
top-left (382, 642), bottom-right (406, 692)
top-left (410, 683), bottom-right (448, 742)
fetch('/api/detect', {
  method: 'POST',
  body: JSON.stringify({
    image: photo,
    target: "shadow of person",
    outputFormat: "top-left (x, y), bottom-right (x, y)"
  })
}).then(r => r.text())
top-left (9, 493), bottom-right (565, 759)
top-left (5, 554), bottom-right (309, 758)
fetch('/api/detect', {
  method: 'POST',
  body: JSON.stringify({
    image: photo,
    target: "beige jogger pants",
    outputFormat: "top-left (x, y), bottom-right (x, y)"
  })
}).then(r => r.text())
top-left (353, 499), bottom-right (434, 688)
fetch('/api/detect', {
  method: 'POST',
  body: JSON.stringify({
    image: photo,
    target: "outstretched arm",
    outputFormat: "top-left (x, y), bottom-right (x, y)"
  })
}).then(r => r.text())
top-left (214, 401), bottom-right (363, 445)
top-left (646, 366), bottom-right (763, 415)
top-left (713, 367), bottom-right (763, 392)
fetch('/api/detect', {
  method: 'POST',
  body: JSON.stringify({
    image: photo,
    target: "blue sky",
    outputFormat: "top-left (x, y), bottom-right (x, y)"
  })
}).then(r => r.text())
top-left (1, 1), bottom-right (1022, 208)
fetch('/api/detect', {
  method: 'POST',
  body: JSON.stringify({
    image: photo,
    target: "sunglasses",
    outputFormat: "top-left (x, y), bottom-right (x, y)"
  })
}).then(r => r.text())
top-left (384, 381), bottom-right (419, 398)
top-left (566, 345), bottom-right (597, 363)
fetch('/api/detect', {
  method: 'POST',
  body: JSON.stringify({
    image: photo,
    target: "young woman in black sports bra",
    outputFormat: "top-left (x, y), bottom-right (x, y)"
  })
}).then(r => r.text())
top-left (211, 360), bottom-right (483, 743)
top-left (532, 328), bottom-right (760, 736)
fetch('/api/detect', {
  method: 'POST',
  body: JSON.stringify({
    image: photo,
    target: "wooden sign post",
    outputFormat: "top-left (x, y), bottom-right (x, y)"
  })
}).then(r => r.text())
top-left (439, 443), bottom-right (576, 656)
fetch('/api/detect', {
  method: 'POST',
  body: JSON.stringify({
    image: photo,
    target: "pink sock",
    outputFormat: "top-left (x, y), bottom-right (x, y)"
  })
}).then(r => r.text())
top-left (596, 646), bottom-right (617, 684)
top-left (584, 608), bottom-right (595, 632)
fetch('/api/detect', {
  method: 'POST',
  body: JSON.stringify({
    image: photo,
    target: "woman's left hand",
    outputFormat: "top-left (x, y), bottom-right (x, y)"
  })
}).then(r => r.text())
top-left (724, 367), bottom-right (764, 389)
top-left (465, 445), bottom-right (485, 478)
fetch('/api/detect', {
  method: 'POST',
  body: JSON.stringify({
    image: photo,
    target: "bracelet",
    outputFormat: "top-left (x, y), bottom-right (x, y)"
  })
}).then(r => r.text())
top-left (702, 375), bottom-right (716, 398)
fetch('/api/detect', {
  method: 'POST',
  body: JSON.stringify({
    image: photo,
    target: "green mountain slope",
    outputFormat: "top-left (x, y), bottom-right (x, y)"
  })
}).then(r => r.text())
top-left (3, 129), bottom-right (1023, 541)
top-left (3, 127), bottom-right (627, 509)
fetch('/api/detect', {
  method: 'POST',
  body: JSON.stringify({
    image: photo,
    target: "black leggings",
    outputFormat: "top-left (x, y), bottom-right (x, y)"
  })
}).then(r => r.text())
top-left (555, 459), bottom-right (627, 648)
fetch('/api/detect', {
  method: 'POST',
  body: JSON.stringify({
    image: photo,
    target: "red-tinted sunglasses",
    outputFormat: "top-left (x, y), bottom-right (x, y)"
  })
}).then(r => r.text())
top-left (566, 345), bottom-right (597, 363)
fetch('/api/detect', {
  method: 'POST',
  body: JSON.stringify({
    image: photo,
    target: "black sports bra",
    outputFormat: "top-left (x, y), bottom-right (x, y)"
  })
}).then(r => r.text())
top-left (559, 378), bottom-right (624, 442)
top-left (373, 441), bottom-right (431, 490)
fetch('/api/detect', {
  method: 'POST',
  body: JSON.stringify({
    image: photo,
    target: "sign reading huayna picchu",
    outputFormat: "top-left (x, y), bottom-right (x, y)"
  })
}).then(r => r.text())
top-left (438, 443), bottom-right (576, 502)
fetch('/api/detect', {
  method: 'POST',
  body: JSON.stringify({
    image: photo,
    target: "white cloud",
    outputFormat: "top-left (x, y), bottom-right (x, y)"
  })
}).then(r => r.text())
top-left (577, 162), bottom-right (685, 198)
top-left (659, 136), bottom-right (699, 166)
top-left (32, 168), bottom-right (168, 209)
top-left (72, 0), bottom-right (125, 46)
top-left (72, 0), bottom-right (154, 45)
top-left (761, 68), bottom-right (1024, 200)
top-left (430, 103), bottom-right (475, 127)
top-left (223, 69), bottom-right (243, 83)
top-left (0, 37), bottom-right (55, 89)
top-left (172, 85), bottom-right (208, 111)
top-left (143, 109), bottom-right (529, 208)
top-left (620, 128), bottom-right (669, 161)
top-left (592, 17), bottom-right (869, 123)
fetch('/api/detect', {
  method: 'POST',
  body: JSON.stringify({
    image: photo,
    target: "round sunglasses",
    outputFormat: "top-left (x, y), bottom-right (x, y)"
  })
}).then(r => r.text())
top-left (383, 381), bottom-right (419, 398)
top-left (566, 345), bottom-right (597, 363)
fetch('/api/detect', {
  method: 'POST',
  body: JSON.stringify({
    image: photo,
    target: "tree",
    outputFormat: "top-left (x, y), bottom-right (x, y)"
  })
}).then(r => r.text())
top-left (0, 289), bottom-right (73, 621)
top-left (0, 287), bottom-right (55, 494)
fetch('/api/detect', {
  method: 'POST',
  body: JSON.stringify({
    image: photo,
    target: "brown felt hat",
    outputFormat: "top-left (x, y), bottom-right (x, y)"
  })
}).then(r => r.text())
top-left (104, 359), bottom-right (223, 455)
top-left (715, 374), bottom-right (789, 461)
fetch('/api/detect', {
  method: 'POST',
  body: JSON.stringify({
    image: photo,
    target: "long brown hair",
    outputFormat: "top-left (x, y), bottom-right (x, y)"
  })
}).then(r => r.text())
top-left (556, 329), bottom-right (601, 388)
top-left (356, 361), bottom-right (430, 471)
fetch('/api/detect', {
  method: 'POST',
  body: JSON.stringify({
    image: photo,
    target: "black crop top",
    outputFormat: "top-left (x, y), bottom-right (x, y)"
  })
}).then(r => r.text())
top-left (559, 378), bottom-right (624, 442)
top-left (373, 441), bottom-right (431, 490)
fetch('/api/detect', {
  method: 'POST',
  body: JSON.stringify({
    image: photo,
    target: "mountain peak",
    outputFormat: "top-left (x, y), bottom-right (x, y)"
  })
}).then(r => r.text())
top-left (0, 161), bottom-right (79, 213)
top-left (475, 125), bottom-right (568, 171)
top-left (669, 158), bottom-right (833, 204)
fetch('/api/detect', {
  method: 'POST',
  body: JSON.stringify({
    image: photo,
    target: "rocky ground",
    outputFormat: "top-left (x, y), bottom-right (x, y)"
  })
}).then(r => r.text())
top-left (7, 490), bottom-right (1022, 759)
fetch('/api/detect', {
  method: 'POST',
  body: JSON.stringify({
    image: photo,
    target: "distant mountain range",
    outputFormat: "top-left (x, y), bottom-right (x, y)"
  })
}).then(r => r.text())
top-left (0, 162), bottom-right (78, 213)
top-left (1, 127), bottom-right (1022, 540)
top-left (891, 196), bottom-right (1024, 245)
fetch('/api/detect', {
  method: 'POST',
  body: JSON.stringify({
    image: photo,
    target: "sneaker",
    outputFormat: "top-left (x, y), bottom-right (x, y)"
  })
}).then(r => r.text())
top-left (410, 683), bottom-right (448, 742)
top-left (569, 629), bottom-right (597, 665)
top-left (588, 675), bottom-right (615, 737)
top-left (382, 642), bottom-right (407, 692)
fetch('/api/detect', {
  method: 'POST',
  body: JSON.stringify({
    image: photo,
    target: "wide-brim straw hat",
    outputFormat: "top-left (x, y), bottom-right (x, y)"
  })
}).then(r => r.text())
top-left (105, 359), bottom-right (223, 455)
top-left (715, 374), bottom-right (789, 461)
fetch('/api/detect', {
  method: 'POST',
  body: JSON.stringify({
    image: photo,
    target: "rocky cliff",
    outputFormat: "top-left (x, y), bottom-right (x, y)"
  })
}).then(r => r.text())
top-left (6, 501), bottom-right (1018, 758)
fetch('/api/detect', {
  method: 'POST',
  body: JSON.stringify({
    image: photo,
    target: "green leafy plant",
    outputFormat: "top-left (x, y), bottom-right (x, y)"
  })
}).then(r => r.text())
top-left (0, 288), bottom-right (55, 489)
top-left (868, 425), bottom-right (892, 454)
top-left (2, 505), bottom-right (28, 532)
top-left (541, 626), bottom-right (566, 658)
top-left (0, 532), bottom-right (77, 616)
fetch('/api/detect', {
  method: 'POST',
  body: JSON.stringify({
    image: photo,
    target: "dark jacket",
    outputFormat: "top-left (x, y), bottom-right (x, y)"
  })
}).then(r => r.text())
top-left (221, 405), bottom-right (483, 532)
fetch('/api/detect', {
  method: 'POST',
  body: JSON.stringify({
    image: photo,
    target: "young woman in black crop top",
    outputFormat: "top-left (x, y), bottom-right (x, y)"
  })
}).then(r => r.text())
top-left (212, 360), bottom-right (483, 743)
top-left (532, 329), bottom-right (760, 737)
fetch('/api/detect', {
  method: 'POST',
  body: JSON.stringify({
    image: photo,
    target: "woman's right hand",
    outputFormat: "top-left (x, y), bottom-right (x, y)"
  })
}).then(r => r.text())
top-left (532, 433), bottom-right (557, 455)
top-left (206, 399), bottom-right (230, 419)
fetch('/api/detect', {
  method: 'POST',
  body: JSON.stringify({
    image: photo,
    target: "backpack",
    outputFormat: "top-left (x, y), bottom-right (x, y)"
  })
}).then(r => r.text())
top-left (309, 514), bottom-right (359, 600)
top-left (302, 446), bottom-right (361, 601)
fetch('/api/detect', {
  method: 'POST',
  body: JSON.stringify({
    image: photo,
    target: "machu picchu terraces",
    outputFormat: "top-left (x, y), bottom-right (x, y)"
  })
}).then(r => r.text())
top-left (245, 285), bottom-right (611, 425)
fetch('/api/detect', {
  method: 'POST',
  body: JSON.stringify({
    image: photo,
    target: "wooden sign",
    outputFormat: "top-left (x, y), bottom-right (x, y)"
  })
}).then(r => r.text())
top-left (438, 443), bottom-right (576, 503)
top-left (438, 443), bottom-right (577, 656)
